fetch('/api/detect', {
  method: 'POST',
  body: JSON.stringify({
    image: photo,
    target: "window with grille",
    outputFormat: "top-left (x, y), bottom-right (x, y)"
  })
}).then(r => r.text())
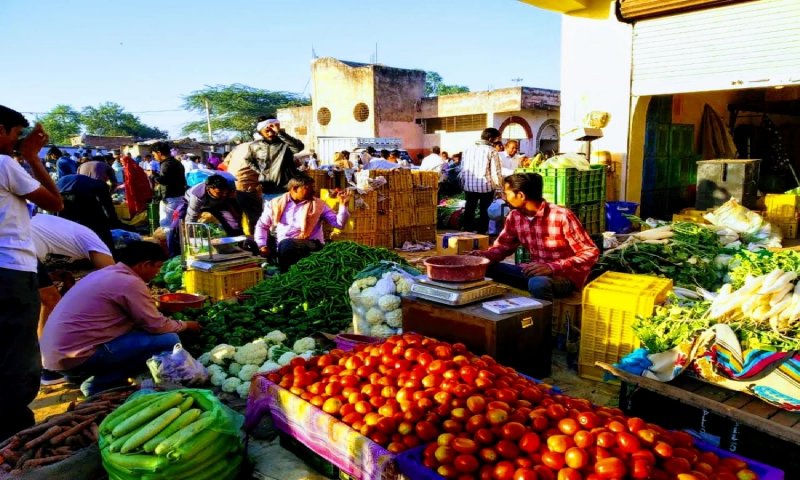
top-left (423, 114), bottom-right (487, 134)
top-left (317, 107), bottom-right (331, 126)
top-left (353, 103), bottom-right (370, 122)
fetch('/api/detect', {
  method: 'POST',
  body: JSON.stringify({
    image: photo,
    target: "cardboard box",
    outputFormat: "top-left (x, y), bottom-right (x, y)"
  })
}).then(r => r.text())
top-left (436, 233), bottom-right (489, 255)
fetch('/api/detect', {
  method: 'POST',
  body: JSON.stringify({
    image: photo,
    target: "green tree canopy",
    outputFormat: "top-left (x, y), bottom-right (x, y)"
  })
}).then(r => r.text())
top-left (425, 71), bottom-right (470, 97)
top-left (81, 102), bottom-right (167, 139)
top-left (36, 105), bottom-right (81, 145)
top-left (181, 84), bottom-right (310, 140)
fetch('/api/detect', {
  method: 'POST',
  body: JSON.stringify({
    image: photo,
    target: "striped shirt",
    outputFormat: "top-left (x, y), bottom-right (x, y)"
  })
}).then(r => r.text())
top-left (481, 202), bottom-right (600, 289)
top-left (460, 140), bottom-right (503, 193)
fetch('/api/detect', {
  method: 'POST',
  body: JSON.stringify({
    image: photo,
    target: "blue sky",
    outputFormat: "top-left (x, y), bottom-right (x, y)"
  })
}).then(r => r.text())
top-left (2, 0), bottom-right (561, 137)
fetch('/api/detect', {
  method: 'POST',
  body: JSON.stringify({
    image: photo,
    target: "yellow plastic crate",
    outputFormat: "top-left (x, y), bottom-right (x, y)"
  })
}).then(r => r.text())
top-left (671, 208), bottom-right (709, 224)
top-left (114, 203), bottom-right (131, 220)
top-left (765, 194), bottom-right (799, 219)
top-left (578, 272), bottom-right (672, 381)
top-left (773, 220), bottom-right (798, 239)
top-left (184, 267), bottom-right (264, 302)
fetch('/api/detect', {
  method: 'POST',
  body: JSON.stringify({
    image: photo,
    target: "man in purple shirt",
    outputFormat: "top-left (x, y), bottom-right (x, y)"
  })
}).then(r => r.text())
top-left (40, 241), bottom-right (201, 396)
top-left (254, 174), bottom-right (350, 272)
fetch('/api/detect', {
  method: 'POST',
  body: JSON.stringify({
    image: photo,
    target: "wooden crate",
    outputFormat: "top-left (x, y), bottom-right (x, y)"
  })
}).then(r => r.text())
top-left (390, 191), bottom-right (415, 210)
top-left (402, 295), bottom-right (553, 379)
top-left (415, 207), bottom-right (437, 226)
top-left (412, 171), bottom-right (440, 188)
top-left (330, 232), bottom-right (376, 247)
top-left (413, 187), bottom-right (438, 208)
top-left (393, 227), bottom-right (414, 247)
top-left (412, 224), bottom-right (436, 243)
top-left (393, 208), bottom-right (416, 228)
top-left (375, 232), bottom-right (393, 248)
top-left (368, 169), bottom-right (413, 191)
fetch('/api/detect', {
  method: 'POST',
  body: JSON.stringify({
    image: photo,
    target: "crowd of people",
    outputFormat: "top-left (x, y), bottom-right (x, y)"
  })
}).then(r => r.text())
top-left (0, 102), bottom-right (597, 443)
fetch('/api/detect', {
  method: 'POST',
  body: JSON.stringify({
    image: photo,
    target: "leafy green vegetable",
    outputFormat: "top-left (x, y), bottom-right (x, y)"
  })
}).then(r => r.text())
top-left (633, 294), bottom-right (712, 352)
top-left (152, 256), bottom-right (184, 292)
top-left (727, 249), bottom-right (800, 288)
top-left (180, 242), bottom-right (408, 354)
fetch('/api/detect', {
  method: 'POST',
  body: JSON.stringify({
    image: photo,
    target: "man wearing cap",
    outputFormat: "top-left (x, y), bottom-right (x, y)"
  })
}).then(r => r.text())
top-left (244, 119), bottom-right (303, 195)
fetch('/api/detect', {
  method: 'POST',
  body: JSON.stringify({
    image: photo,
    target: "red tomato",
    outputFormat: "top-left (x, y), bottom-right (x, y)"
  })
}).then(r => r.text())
top-left (556, 468), bottom-right (582, 480)
top-left (475, 428), bottom-right (496, 445)
top-left (415, 421), bottom-right (438, 441)
top-left (495, 439), bottom-right (520, 459)
top-left (557, 418), bottom-right (580, 436)
top-left (479, 447), bottom-right (499, 463)
top-left (460, 366), bottom-right (479, 384)
top-left (564, 447), bottom-right (588, 469)
top-left (673, 447), bottom-right (699, 464)
top-left (636, 428), bottom-right (658, 445)
top-left (467, 395), bottom-right (487, 413)
top-left (615, 432), bottom-right (640, 453)
top-left (513, 468), bottom-right (538, 480)
top-left (606, 420), bottom-right (626, 433)
top-left (487, 408), bottom-right (509, 426)
top-left (576, 411), bottom-right (600, 429)
top-left (437, 464), bottom-right (458, 479)
top-left (546, 434), bottom-right (574, 454)
top-left (501, 422), bottom-right (526, 441)
top-left (573, 430), bottom-right (594, 449)
top-left (454, 455), bottom-right (480, 473)
top-left (529, 414), bottom-right (550, 432)
top-left (518, 432), bottom-right (541, 454)
top-left (653, 441), bottom-right (673, 458)
top-left (698, 451), bottom-right (719, 467)
top-left (594, 457), bottom-right (627, 478)
top-left (662, 457), bottom-right (691, 474)
top-left (322, 398), bottom-right (342, 415)
top-left (434, 345), bottom-right (453, 359)
top-left (493, 461), bottom-right (516, 480)
top-left (630, 458), bottom-right (651, 479)
top-left (546, 404), bottom-right (567, 420)
top-left (595, 432), bottom-right (616, 449)
top-left (435, 445), bottom-right (456, 464)
top-left (626, 417), bottom-right (646, 433)
top-left (541, 451), bottom-right (565, 470)
top-left (442, 419), bottom-right (463, 434)
top-left (533, 465), bottom-right (556, 480)
top-left (630, 449), bottom-right (655, 466)
top-left (452, 437), bottom-right (479, 455)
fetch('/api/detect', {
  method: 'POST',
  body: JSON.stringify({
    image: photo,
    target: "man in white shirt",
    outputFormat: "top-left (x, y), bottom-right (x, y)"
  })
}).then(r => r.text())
top-left (180, 154), bottom-right (200, 172)
top-left (419, 146), bottom-right (445, 172)
top-left (499, 140), bottom-right (522, 177)
top-left (461, 128), bottom-right (503, 234)
top-left (0, 106), bottom-right (64, 441)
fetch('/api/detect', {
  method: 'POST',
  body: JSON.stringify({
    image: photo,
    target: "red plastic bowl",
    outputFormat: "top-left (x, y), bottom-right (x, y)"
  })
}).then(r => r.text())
top-left (157, 293), bottom-right (206, 313)
top-left (422, 255), bottom-right (490, 282)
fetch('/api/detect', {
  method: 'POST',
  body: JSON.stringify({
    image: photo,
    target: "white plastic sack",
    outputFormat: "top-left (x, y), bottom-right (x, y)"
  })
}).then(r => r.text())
top-left (349, 262), bottom-right (418, 338)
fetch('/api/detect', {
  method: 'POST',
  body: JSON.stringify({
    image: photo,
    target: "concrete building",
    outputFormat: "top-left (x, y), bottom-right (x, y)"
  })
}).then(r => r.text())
top-left (520, 0), bottom-right (800, 219)
top-left (278, 57), bottom-right (560, 163)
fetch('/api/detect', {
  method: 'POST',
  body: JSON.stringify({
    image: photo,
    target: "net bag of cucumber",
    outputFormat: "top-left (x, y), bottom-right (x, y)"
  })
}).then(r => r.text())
top-left (98, 389), bottom-right (245, 480)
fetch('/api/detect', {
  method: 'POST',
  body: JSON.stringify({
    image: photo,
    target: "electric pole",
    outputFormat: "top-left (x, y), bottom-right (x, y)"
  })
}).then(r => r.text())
top-left (204, 98), bottom-right (213, 143)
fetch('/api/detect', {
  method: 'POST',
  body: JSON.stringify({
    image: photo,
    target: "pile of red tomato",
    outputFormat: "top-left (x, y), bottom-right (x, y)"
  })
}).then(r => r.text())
top-left (263, 333), bottom-right (760, 480)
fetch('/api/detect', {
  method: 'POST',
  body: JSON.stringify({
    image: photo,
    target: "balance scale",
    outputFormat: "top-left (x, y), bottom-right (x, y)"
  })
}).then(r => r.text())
top-left (185, 252), bottom-right (259, 272)
top-left (410, 277), bottom-right (508, 306)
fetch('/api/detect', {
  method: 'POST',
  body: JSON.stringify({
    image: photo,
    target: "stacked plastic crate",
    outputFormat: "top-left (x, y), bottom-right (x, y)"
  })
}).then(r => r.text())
top-left (515, 165), bottom-right (606, 235)
top-left (764, 194), bottom-right (799, 239)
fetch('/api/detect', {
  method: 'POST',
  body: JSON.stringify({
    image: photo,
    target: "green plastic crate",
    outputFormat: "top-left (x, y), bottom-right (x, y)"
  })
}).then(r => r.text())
top-left (515, 165), bottom-right (606, 206)
top-left (572, 202), bottom-right (604, 235)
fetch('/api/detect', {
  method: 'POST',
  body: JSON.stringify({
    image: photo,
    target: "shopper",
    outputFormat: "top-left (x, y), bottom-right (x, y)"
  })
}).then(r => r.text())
top-left (0, 107), bottom-right (63, 441)
top-left (151, 141), bottom-right (187, 230)
top-left (185, 174), bottom-right (243, 236)
top-left (460, 128), bottom-right (503, 234)
top-left (41, 241), bottom-right (200, 396)
top-left (472, 172), bottom-right (599, 300)
top-left (56, 174), bottom-right (119, 252)
top-left (254, 174), bottom-right (350, 272)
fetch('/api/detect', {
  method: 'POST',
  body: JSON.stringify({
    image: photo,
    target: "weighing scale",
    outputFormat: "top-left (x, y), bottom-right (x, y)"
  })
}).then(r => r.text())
top-left (411, 276), bottom-right (508, 306)
top-left (182, 223), bottom-right (259, 272)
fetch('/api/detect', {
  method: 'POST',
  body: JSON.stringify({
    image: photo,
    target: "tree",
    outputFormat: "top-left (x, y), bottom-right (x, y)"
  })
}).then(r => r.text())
top-left (36, 105), bottom-right (82, 145)
top-left (425, 71), bottom-right (470, 97)
top-left (80, 102), bottom-right (167, 139)
top-left (181, 84), bottom-right (310, 140)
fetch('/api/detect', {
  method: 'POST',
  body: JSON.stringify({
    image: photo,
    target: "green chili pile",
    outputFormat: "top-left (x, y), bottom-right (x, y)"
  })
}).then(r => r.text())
top-left (179, 241), bottom-right (407, 353)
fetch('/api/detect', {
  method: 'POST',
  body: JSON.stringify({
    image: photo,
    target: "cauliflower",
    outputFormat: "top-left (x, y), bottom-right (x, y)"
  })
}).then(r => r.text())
top-left (299, 351), bottom-right (313, 361)
top-left (370, 324), bottom-right (395, 337)
top-left (378, 294), bottom-right (401, 312)
top-left (197, 352), bottom-right (211, 366)
top-left (348, 283), bottom-right (361, 298)
top-left (238, 364), bottom-right (259, 382)
top-left (258, 360), bottom-right (281, 373)
top-left (268, 344), bottom-right (293, 361)
top-left (210, 372), bottom-right (228, 386)
top-left (385, 308), bottom-right (403, 328)
top-left (234, 341), bottom-right (268, 365)
top-left (209, 344), bottom-right (236, 364)
top-left (366, 307), bottom-right (384, 325)
top-left (206, 364), bottom-right (225, 377)
top-left (395, 277), bottom-right (411, 296)
top-left (360, 277), bottom-right (378, 287)
top-left (264, 330), bottom-right (288, 344)
top-left (292, 337), bottom-right (316, 354)
top-left (277, 351), bottom-right (297, 366)
top-left (374, 275), bottom-right (396, 295)
top-left (236, 381), bottom-right (251, 399)
top-left (359, 287), bottom-right (378, 308)
top-left (221, 377), bottom-right (242, 393)
top-left (228, 362), bottom-right (242, 376)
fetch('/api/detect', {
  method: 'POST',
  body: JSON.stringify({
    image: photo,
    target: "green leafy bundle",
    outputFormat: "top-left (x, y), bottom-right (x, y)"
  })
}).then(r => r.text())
top-left (180, 242), bottom-right (407, 353)
top-left (152, 256), bottom-right (184, 292)
top-left (727, 249), bottom-right (800, 288)
top-left (633, 295), bottom-right (712, 352)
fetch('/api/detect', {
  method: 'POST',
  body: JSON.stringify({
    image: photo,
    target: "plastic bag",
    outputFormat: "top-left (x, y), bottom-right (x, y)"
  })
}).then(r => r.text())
top-left (185, 168), bottom-right (236, 188)
top-left (703, 198), bottom-right (781, 249)
top-left (487, 198), bottom-right (506, 221)
top-left (112, 229), bottom-right (143, 250)
top-left (99, 389), bottom-right (244, 480)
top-left (350, 261), bottom-right (420, 337)
top-left (539, 153), bottom-right (591, 170)
top-left (146, 344), bottom-right (209, 386)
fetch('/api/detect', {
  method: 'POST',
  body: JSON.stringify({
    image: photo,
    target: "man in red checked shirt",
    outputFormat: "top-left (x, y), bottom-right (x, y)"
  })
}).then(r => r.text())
top-left (471, 173), bottom-right (599, 300)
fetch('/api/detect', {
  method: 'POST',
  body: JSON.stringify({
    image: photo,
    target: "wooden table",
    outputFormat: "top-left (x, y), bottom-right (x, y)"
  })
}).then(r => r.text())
top-left (597, 362), bottom-right (800, 446)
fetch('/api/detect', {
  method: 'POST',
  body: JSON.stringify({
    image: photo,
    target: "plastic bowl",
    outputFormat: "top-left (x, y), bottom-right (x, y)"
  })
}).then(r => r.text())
top-left (422, 255), bottom-right (490, 282)
top-left (157, 293), bottom-right (206, 313)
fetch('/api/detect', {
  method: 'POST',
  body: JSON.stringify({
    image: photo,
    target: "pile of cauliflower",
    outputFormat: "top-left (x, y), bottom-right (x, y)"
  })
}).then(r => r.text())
top-left (197, 330), bottom-right (318, 399)
top-left (349, 270), bottom-right (412, 337)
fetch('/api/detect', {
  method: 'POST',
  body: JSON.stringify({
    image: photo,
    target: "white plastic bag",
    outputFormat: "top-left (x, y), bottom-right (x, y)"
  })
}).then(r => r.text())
top-left (146, 343), bottom-right (209, 385)
top-left (349, 262), bottom-right (419, 337)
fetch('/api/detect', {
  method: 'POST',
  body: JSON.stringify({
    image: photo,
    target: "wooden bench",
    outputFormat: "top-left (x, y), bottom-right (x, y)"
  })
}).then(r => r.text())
top-left (597, 362), bottom-right (800, 446)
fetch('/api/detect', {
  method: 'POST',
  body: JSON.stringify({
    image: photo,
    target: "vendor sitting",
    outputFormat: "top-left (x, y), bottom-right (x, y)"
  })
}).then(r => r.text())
top-left (254, 174), bottom-right (351, 272)
top-left (40, 241), bottom-right (201, 396)
top-left (472, 173), bottom-right (599, 300)
top-left (185, 174), bottom-right (243, 236)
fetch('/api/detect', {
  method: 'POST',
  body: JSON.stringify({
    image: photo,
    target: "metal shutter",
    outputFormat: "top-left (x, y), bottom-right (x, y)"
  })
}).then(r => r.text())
top-left (631, 0), bottom-right (800, 96)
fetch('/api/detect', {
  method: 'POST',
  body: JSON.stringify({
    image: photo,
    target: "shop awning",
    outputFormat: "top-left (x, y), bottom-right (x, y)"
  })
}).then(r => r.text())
top-left (517, 0), bottom-right (613, 18)
top-left (618, 0), bottom-right (755, 22)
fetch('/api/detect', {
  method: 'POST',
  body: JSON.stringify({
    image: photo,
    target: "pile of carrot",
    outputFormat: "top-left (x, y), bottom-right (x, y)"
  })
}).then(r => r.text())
top-left (0, 388), bottom-right (134, 475)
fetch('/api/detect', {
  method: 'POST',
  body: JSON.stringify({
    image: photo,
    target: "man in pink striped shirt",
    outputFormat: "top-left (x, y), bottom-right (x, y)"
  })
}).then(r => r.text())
top-left (40, 241), bottom-right (201, 396)
top-left (473, 173), bottom-right (600, 300)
